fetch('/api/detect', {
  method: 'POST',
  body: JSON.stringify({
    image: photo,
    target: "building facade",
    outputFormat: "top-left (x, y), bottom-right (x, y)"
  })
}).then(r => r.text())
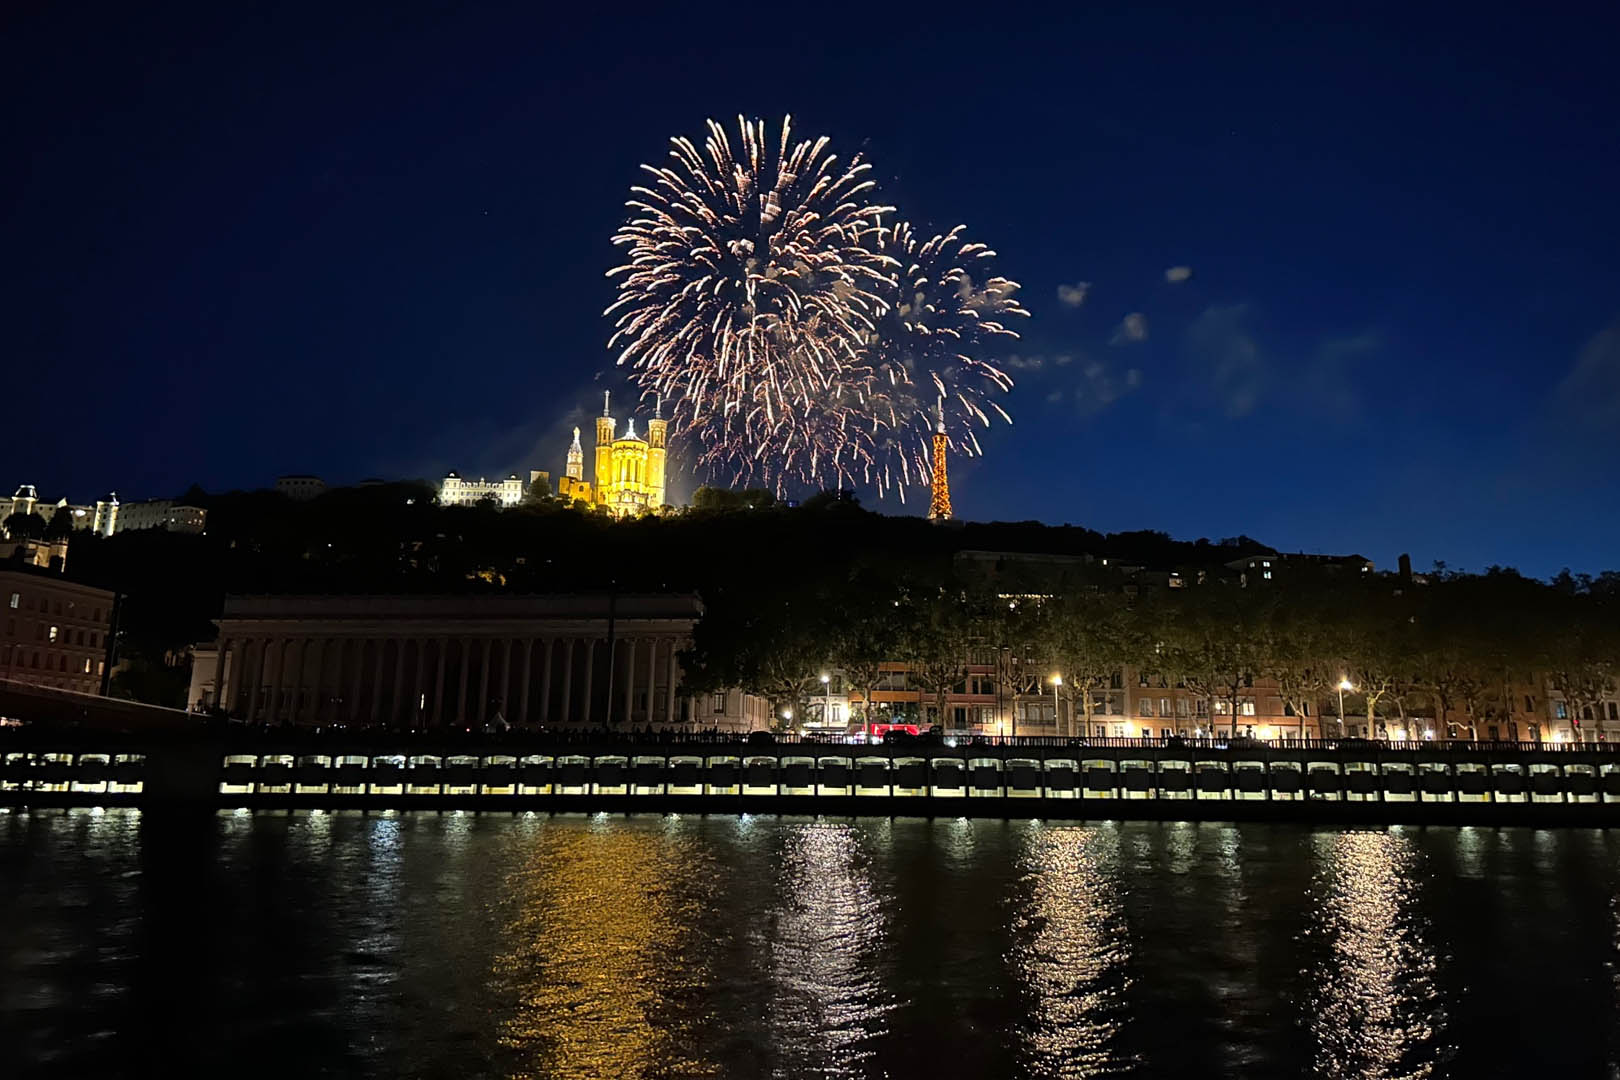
top-left (209, 592), bottom-right (762, 731)
top-left (114, 500), bottom-right (206, 534)
top-left (0, 569), bottom-right (114, 694)
top-left (557, 392), bottom-right (668, 517)
top-left (1, 484), bottom-right (119, 537)
top-left (276, 475), bottom-right (327, 500)
top-left (438, 472), bottom-right (525, 508)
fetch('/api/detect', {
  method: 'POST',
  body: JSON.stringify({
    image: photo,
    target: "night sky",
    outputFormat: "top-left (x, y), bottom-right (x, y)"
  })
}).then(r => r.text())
top-left (5, 4), bottom-right (1616, 576)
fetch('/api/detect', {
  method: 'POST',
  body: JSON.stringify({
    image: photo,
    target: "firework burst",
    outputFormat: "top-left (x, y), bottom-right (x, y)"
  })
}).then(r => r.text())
top-left (605, 116), bottom-right (1025, 497)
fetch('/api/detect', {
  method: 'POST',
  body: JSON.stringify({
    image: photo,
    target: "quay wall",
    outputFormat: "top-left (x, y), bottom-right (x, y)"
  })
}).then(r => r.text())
top-left (10, 731), bottom-right (1620, 824)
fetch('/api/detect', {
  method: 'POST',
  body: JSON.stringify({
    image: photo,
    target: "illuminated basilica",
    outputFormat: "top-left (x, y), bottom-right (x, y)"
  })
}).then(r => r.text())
top-left (557, 392), bottom-right (668, 517)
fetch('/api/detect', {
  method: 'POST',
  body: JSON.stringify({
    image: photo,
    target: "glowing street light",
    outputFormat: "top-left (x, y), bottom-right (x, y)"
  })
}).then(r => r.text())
top-left (1050, 674), bottom-right (1062, 739)
top-left (820, 673), bottom-right (831, 729)
top-left (1337, 677), bottom-right (1354, 738)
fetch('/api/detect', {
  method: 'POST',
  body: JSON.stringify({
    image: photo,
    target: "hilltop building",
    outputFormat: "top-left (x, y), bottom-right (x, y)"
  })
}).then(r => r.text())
top-left (439, 472), bottom-right (525, 508)
top-left (276, 475), bottom-right (326, 500)
top-left (114, 500), bottom-right (207, 534)
top-left (1, 484), bottom-right (120, 537)
top-left (557, 392), bottom-right (668, 517)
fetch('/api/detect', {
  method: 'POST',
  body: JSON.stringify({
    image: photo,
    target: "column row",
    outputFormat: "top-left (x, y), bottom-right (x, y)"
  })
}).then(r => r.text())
top-left (215, 633), bottom-right (690, 728)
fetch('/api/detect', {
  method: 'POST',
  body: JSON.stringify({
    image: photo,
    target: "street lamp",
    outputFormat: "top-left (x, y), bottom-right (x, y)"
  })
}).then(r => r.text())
top-left (1050, 674), bottom-right (1062, 739)
top-left (820, 673), bottom-right (831, 729)
top-left (1337, 677), bottom-right (1354, 738)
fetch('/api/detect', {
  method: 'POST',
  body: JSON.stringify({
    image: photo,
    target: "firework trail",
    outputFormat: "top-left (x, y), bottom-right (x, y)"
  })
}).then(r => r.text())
top-left (605, 115), bottom-right (1025, 497)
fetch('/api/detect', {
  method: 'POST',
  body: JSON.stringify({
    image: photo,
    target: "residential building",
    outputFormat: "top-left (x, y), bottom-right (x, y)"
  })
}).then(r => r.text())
top-left (115, 500), bottom-right (207, 534)
top-left (0, 568), bottom-right (114, 694)
top-left (276, 475), bottom-right (327, 500)
top-left (0, 537), bottom-right (70, 571)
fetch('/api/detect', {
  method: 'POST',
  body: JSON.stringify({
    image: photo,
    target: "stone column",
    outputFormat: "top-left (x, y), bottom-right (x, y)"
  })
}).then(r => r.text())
top-left (641, 637), bottom-right (656, 728)
top-left (390, 637), bottom-right (407, 726)
top-left (454, 639), bottom-right (470, 725)
top-left (349, 638), bottom-right (367, 724)
top-left (265, 639), bottom-right (284, 723)
top-left (560, 638), bottom-right (574, 724)
top-left (433, 637), bottom-right (448, 727)
top-left (300, 637), bottom-right (324, 725)
top-left (213, 636), bottom-right (231, 712)
top-left (411, 639), bottom-right (428, 729)
top-left (476, 638), bottom-right (492, 727)
top-left (241, 637), bottom-right (260, 722)
top-left (281, 638), bottom-right (306, 725)
top-left (622, 637), bottom-right (635, 726)
top-left (327, 639), bottom-right (346, 726)
top-left (518, 638), bottom-right (533, 725)
top-left (581, 638), bottom-right (595, 726)
top-left (499, 637), bottom-right (513, 722)
top-left (665, 638), bottom-right (679, 725)
top-left (539, 637), bottom-right (554, 724)
top-left (370, 639), bottom-right (387, 724)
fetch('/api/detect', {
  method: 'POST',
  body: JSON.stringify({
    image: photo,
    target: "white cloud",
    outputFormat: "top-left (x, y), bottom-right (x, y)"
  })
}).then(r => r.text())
top-left (1110, 312), bottom-right (1148, 345)
top-left (1003, 353), bottom-right (1045, 371)
top-left (1165, 265), bottom-right (1193, 284)
top-left (1056, 282), bottom-right (1090, 308)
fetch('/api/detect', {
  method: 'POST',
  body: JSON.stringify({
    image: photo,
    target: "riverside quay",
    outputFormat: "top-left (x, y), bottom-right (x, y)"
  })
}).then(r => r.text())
top-left (11, 729), bottom-right (1620, 824)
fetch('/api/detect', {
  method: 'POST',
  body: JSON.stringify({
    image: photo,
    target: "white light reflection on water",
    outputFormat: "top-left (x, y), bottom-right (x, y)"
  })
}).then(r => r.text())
top-left (763, 821), bottom-right (895, 1077)
top-left (1304, 829), bottom-right (1452, 1078)
top-left (1010, 822), bottom-right (1133, 1077)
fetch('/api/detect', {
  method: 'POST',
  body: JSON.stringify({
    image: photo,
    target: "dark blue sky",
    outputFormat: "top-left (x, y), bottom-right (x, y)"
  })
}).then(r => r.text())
top-left (5, 3), bottom-right (1617, 576)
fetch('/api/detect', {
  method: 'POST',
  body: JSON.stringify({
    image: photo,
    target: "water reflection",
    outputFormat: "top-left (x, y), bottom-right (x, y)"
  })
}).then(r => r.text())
top-left (492, 819), bottom-right (718, 1080)
top-left (1304, 830), bottom-right (1451, 1078)
top-left (763, 822), bottom-right (893, 1077)
top-left (1011, 823), bottom-right (1132, 1076)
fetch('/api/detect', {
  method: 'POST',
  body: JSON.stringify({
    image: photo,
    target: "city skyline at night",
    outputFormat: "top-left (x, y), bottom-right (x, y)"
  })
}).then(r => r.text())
top-left (5, 4), bottom-right (1616, 581)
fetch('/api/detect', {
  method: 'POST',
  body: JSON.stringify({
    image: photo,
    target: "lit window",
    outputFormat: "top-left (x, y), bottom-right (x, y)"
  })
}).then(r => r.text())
top-left (1241, 700), bottom-right (1256, 716)
top-left (83, 658), bottom-right (91, 673)
top-left (48, 626), bottom-right (58, 642)
top-left (6, 592), bottom-right (17, 609)
top-left (1138, 699), bottom-right (1154, 717)
top-left (1555, 702), bottom-right (1568, 720)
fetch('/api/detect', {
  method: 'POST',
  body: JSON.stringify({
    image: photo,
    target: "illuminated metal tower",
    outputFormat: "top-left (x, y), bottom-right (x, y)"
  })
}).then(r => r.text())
top-left (929, 398), bottom-right (952, 521)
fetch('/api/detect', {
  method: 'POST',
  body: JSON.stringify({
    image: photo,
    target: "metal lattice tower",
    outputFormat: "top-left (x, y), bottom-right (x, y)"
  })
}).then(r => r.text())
top-left (929, 399), bottom-right (952, 521)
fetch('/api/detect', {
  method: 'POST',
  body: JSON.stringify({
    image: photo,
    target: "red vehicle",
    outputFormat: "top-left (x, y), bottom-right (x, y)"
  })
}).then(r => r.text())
top-left (869, 723), bottom-right (922, 738)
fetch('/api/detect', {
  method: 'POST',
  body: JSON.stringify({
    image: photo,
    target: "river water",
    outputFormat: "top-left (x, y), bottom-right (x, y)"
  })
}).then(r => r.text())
top-left (2, 810), bottom-right (1617, 1078)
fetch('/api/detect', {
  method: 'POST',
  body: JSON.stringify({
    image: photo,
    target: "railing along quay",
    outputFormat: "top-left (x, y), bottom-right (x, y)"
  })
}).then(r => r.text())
top-left (8, 726), bottom-right (1620, 822)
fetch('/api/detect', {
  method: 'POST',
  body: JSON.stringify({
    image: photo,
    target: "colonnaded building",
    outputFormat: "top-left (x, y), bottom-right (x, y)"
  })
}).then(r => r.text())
top-left (190, 593), bottom-right (767, 731)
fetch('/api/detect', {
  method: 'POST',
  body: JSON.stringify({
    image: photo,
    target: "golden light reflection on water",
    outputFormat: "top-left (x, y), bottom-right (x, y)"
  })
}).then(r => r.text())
top-left (763, 822), bottom-right (893, 1077)
top-left (491, 820), bottom-right (718, 1080)
top-left (1305, 830), bottom-right (1451, 1078)
top-left (1011, 823), bottom-right (1132, 1077)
